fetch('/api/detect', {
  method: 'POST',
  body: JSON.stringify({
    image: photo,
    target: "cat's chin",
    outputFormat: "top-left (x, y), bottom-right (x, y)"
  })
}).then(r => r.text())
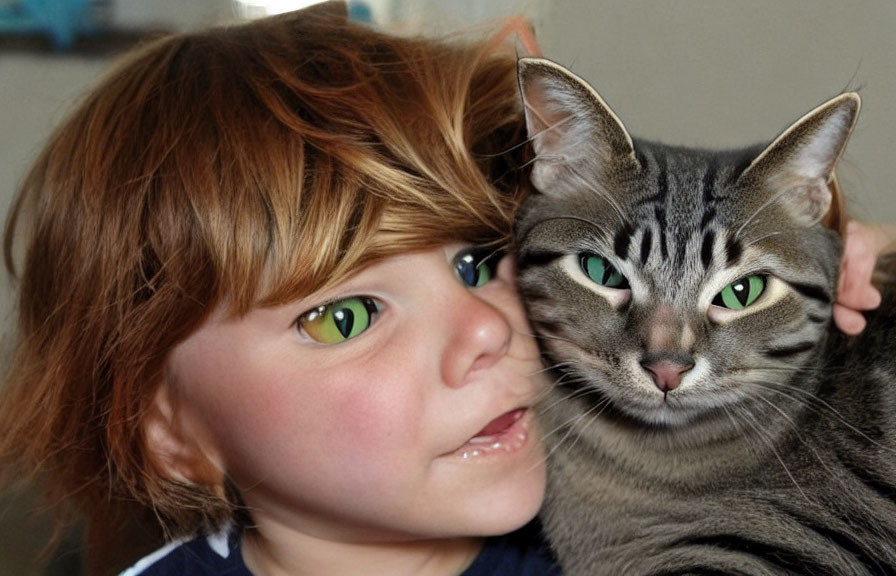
top-left (615, 403), bottom-right (715, 429)
top-left (590, 388), bottom-right (730, 431)
top-left (627, 404), bottom-right (718, 428)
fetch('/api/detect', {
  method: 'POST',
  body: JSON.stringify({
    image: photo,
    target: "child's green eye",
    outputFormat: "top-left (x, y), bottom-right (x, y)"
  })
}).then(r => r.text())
top-left (712, 276), bottom-right (766, 310)
top-left (454, 248), bottom-right (501, 288)
top-left (299, 297), bottom-right (380, 343)
top-left (580, 253), bottom-right (629, 288)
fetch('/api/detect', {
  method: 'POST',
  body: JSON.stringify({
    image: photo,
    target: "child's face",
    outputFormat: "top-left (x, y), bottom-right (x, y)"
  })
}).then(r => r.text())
top-left (165, 245), bottom-right (547, 542)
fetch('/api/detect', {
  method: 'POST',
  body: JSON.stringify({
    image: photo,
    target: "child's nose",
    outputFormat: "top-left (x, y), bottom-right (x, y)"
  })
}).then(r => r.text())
top-left (440, 289), bottom-right (513, 388)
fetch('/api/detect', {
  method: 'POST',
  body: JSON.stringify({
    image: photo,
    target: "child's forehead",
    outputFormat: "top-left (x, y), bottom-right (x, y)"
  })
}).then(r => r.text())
top-left (248, 235), bottom-right (460, 312)
top-left (199, 244), bottom-right (463, 343)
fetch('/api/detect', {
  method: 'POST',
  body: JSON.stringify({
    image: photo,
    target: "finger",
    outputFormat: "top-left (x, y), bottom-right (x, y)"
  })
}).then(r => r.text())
top-left (833, 303), bottom-right (867, 335)
top-left (838, 271), bottom-right (881, 310)
top-left (837, 265), bottom-right (881, 309)
top-left (837, 222), bottom-right (880, 309)
top-left (855, 286), bottom-right (881, 310)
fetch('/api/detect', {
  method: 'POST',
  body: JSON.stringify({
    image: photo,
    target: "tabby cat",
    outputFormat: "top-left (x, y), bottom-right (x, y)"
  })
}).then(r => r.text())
top-left (514, 57), bottom-right (896, 576)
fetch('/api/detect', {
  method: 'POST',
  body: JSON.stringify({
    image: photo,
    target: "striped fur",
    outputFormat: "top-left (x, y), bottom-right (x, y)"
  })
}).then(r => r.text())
top-left (516, 58), bottom-right (896, 576)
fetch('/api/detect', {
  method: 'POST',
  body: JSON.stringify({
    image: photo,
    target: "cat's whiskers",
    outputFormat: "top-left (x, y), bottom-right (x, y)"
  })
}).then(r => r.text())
top-left (520, 153), bottom-right (561, 172)
top-left (738, 374), bottom-right (831, 410)
top-left (729, 402), bottom-right (811, 502)
top-left (727, 398), bottom-right (868, 526)
top-left (521, 104), bottom-right (579, 145)
top-left (750, 390), bottom-right (803, 437)
top-left (552, 395), bottom-right (612, 462)
top-left (538, 377), bottom-right (595, 414)
top-left (727, 360), bottom-right (861, 386)
top-left (751, 391), bottom-right (848, 484)
top-left (742, 362), bottom-right (871, 386)
top-left (749, 386), bottom-right (896, 543)
top-left (482, 134), bottom-right (535, 159)
top-left (530, 360), bottom-right (574, 376)
top-left (531, 383), bottom-right (612, 473)
top-left (724, 398), bottom-right (841, 497)
top-left (752, 363), bottom-right (858, 379)
top-left (739, 230), bottom-right (784, 250)
top-left (719, 404), bottom-right (767, 463)
top-left (733, 186), bottom-right (802, 241)
top-left (527, 364), bottom-right (577, 407)
top-left (530, 330), bottom-right (578, 346)
top-left (749, 380), bottom-right (896, 456)
top-left (567, 165), bottom-right (628, 224)
top-left (520, 114), bottom-right (582, 172)
top-left (539, 376), bottom-right (607, 435)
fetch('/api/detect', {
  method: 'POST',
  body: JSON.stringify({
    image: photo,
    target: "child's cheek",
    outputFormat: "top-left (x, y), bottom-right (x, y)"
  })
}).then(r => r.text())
top-left (326, 382), bottom-right (416, 455)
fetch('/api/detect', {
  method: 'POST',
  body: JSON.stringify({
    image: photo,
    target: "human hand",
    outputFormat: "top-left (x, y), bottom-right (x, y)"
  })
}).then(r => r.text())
top-left (833, 220), bottom-right (895, 334)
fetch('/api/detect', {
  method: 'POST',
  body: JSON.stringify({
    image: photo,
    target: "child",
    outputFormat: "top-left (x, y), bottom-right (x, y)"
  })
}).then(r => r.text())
top-left (0, 4), bottom-right (554, 575)
top-left (0, 3), bottom-right (889, 575)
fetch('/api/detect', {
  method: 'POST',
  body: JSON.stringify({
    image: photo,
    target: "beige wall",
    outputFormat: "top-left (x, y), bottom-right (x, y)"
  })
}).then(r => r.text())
top-left (535, 0), bottom-right (896, 222)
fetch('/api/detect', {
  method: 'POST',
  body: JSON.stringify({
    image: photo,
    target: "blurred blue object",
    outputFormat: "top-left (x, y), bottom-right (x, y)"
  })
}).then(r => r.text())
top-left (347, 1), bottom-right (372, 24)
top-left (0, 0), bottom-right (99, 49)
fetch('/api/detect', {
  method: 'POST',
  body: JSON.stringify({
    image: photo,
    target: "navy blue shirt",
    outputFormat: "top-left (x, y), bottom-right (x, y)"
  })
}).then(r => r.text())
top-left (121, 521), bottom-right (561, 575)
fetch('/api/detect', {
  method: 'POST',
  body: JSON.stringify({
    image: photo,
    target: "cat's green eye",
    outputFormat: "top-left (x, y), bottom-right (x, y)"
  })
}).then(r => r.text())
top-left (712, 276), bottom-right (766, 310)
top-left (454, 248), bottom-right (501, 288)
top-left (299, 297), bottom-right (380, 343)
top-left (580, 253), bottom-right (629, 289)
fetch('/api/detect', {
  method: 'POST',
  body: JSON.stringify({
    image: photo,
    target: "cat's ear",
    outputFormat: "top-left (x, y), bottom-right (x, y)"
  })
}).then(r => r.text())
top-left (739, 93), bottom-right (860, 226)
top-left (518, 57), bottom-right (638, 192)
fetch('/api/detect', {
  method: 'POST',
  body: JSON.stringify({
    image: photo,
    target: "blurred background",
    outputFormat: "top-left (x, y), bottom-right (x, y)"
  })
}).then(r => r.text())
top-left (1, 0), bottom-right (895, 574)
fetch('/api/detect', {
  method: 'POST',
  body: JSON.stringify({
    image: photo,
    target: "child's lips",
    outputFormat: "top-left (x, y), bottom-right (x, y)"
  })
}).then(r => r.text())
top-left (450, 408), bottom-right (532, 459)
top-left (473, 408), bottom-right (525, 437)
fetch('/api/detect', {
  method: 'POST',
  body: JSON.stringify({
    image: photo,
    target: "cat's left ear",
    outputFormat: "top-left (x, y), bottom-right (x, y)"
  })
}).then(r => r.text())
top-left (739, 93), bottom-right (860, 226)
top-left (518, 57), bottom-right (638, 193)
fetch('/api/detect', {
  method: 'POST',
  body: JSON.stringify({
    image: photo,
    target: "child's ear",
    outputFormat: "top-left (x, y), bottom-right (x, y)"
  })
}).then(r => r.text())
top-left (143, 382), bottom-right (224, 489)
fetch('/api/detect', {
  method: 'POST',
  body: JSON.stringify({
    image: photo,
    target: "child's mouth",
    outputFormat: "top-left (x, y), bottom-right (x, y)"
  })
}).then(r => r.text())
top-left (452, 408), bottom-right (531, 459)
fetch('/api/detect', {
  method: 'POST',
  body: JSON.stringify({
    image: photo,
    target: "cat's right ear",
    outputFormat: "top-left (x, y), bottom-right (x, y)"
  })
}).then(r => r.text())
top-left (738, 93), bottom-right (860, 227)
top-left (518, 57), bottom-right (638, 192)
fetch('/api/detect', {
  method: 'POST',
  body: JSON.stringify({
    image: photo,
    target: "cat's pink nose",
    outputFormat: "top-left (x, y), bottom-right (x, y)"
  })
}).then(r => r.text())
top-left (641, 359), bottom-right (693, 393)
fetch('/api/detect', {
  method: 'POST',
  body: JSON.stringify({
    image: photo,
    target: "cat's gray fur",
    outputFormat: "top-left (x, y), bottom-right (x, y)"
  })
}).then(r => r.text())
top-left (514, 57), bottom-right (896, 576)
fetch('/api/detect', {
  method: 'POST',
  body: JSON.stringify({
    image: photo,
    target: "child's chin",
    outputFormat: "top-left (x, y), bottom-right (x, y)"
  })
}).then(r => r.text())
top-left (467, 473), bottom-right (545, 535)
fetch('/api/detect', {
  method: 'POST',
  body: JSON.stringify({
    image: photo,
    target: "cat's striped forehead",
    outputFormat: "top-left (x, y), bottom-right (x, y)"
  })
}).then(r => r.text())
top-left (517, 57), bottom-right (854, 320)
top-left (603, 142), bottom-right (762, 282)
